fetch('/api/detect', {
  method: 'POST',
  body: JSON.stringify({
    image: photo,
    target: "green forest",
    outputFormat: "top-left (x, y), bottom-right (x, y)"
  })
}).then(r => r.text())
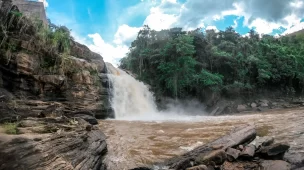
top-left (120, 26), bottom-right (304, 101)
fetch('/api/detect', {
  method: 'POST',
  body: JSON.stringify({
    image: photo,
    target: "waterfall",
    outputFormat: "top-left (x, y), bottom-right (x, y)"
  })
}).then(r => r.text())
top-left (106, 63), bottom-right (158, 119)
top-left (105, 63), bottom-right (206, 121)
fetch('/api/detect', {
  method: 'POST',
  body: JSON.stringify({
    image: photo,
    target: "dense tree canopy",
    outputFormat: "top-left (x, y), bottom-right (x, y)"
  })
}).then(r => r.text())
top-left (120, 25), bottom-right (304, 101)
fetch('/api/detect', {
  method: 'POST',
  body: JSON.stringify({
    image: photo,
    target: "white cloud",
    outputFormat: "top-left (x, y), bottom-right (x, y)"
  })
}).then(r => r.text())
top-left (212, 15), bottom-right (222, 21)
top-left (114, 24), bottom-right (141, 46)
top-left (38, 0), bottom-right (48, 7)
top-left (206, 25), bottom-right (219, 32)
top-left (144, 7), bottom-right (177, 31)
top-left (87, 33), bottom-right (129, 66)
top-left (290, 0), bottom-right (303, 8)
top-left (249, 18), bottom-right (281, 34)
top-left (221, 2), bottom-right (244, 16)
top-left (283, 22), bottom-right (304, 35)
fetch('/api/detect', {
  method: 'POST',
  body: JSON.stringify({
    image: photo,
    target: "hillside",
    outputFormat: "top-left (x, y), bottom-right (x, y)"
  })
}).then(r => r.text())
top-left (286, 28), bottom-right (304, 37)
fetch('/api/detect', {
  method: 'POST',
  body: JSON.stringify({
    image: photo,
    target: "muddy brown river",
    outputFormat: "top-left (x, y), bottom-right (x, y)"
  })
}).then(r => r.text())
top-left (99, 108), bottom-right (304, 170)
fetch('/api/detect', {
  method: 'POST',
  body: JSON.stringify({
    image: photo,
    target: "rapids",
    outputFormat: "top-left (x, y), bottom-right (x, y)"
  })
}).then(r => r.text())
top-left (100, 108), bottom-right (304, 169)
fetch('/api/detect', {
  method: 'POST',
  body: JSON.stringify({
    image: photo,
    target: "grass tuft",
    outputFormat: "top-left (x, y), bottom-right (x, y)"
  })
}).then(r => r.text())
top-left (2, 122), bottom-right (19, 135)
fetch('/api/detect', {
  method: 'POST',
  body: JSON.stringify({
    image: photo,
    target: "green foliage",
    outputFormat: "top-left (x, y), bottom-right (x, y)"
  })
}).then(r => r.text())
top-left (121, 26), bottom-right (304, 100)
top-left (9, 11), bottom-right (22, 17)
top-left (193, 69), bottom-right (223, 91)
top-left (2, 122), bottom-right (19, 135)
top-left (157, 35), bottom-right (196, 97)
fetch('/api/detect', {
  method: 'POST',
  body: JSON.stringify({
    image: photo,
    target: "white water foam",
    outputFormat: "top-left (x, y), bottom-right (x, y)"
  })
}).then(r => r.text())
top-left (106, 63), bottom-right (158, 120)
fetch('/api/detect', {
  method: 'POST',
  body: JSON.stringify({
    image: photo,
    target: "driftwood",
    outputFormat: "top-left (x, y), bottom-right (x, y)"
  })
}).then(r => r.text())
top-left (162, 124), bottom-right (256, 169)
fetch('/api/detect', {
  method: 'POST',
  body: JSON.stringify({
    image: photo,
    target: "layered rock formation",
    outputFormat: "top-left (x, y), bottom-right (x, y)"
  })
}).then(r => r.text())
top-left (0, 117), bottom-right (107, 170)
top-left (0, 1), bottom-right (113, 122)
top-left (0, 2), bottom-right (111, 169)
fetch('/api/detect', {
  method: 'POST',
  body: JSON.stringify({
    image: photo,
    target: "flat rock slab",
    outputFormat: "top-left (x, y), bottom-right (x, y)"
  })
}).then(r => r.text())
top-left (259, 160), bottom-right (291, 170)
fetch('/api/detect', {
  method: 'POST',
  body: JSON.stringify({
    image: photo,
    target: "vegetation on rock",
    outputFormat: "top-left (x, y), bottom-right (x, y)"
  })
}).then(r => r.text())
top-left (120, 25), bottom-right (304, 101)
top-left (2, 122), bottom-right (19, 134)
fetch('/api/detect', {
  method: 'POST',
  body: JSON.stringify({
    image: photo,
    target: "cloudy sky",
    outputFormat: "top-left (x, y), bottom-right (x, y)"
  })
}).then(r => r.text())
top-left (44, 0), bottom-right (304, 65)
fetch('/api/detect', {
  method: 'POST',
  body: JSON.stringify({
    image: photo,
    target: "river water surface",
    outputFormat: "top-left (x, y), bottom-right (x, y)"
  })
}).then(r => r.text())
top-left (103, 63), bottom-right (304, 169)
top-left (99, 108), bottom-right (304, 170)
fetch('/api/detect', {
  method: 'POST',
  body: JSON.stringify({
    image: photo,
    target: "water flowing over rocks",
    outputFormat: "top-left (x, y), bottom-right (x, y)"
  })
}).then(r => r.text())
top-left (100, 108), bottom-right (304, 170)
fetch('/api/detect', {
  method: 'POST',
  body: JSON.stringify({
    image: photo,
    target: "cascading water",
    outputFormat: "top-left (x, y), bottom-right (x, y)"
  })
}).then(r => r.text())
top-left (106, 63), bottom-right (158, 119)
top-left (105, 63), bottom-right (206, 120)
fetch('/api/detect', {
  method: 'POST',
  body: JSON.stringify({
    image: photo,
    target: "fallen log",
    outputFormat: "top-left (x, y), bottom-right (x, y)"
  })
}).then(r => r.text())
top-left (161, 124), bottom-right (256, 169)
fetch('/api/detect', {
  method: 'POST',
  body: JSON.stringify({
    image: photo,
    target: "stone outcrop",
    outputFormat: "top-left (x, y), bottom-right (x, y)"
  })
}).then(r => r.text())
top-left (0, 1), bottom-right (113, 121)
top-left (0, 4), bottom-right (111, 169)
top-left (0, 117), bottom-right (107, 170)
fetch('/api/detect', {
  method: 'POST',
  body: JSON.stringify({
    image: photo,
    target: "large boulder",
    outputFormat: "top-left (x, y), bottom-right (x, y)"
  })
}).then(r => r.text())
top-left (237, 105), bottom-right (247, 113)
top-left (257, 143), bottom-right (290, 158)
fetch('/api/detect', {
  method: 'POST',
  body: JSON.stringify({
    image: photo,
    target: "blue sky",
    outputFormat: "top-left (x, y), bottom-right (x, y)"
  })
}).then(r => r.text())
top-left (42, 0), bottom-right (304, 65)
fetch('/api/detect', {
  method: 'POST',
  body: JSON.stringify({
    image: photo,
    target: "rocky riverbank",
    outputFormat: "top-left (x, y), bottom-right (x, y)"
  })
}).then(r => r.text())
top-left (0, 116), bottom-right (107, 170)
top-left (207, 97), bottom-right (304, 116)
top-left (155, 124), bottom-right (292, 170)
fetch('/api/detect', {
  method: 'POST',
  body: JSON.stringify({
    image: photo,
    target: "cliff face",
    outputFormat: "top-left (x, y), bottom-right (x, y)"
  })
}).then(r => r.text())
top-left (0, 41), bottom-right (112, 120)
top-left (0, 1), bottom-right (113, 122)
top-left (0, 2), bottom-right (111, 169)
